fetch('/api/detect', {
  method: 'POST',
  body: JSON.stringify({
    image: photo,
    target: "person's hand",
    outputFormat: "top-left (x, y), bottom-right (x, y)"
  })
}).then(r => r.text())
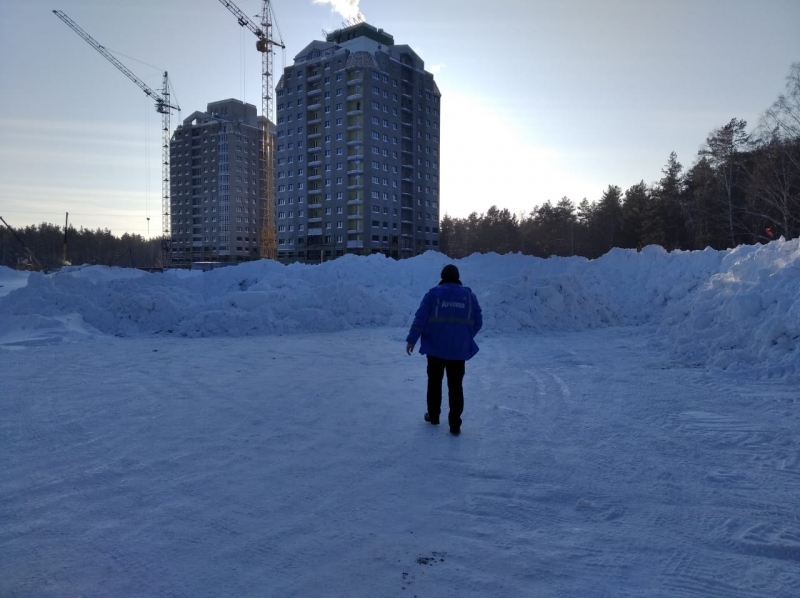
top-left (406, 343), bottom-right (415, 355)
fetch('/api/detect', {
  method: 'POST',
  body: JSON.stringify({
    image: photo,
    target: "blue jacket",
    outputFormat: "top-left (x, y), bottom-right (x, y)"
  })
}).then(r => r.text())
top-left (406, 283), bottom-right (482, 361)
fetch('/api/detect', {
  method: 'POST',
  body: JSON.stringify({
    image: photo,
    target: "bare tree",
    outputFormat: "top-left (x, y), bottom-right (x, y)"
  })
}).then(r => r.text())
top-left (701, 118), bottom-right (750, 246)
top-left (762, 62), bottom-right (800, 142)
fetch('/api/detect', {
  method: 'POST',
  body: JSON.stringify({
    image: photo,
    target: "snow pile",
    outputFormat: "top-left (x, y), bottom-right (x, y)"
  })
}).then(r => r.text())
top-left (1, 239), bottom-right (798, 379)
top-left (659, 237), bottom-right (800, 379)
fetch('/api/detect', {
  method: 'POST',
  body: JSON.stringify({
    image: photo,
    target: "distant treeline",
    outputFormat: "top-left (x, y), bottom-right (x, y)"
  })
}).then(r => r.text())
top-left (0, 222), bottom-right (163, 270)
top-left (441, 63), bottom-right (800, 259)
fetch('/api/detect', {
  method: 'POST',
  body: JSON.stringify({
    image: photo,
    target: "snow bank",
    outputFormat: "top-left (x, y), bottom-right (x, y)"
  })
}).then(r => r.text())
top-left (658, 238), bottom-right (800, 379)
top-left (1, 240), bottom-right (798, 379)
top-left (0, 266), bottom-right (30, 298)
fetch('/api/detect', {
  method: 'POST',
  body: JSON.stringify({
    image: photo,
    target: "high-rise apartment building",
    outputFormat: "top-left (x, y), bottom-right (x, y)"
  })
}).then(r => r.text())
top-left (274, 22), bottom-right (441, 262)
top-left (169, 99), bottom-right (269, 266)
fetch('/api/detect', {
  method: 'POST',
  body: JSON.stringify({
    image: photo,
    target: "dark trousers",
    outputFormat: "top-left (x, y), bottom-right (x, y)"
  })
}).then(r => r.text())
top-left (426, 356), bottom-right (466, 430)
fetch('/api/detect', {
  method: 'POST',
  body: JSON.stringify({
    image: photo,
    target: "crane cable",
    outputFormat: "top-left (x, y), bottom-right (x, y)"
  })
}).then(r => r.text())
top-left (145, 96), bottom-right (150, 237)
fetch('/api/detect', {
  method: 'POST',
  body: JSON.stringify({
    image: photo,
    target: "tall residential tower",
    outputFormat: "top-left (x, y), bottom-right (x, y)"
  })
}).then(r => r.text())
top-left (169, 99), bottom-right (268, 266)
top-left (274, 23), bottom-right (441, 262)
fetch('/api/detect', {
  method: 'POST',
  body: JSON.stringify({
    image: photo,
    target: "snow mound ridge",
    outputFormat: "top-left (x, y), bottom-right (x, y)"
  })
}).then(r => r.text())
top-left (1, 240), bottom-right (798, 379)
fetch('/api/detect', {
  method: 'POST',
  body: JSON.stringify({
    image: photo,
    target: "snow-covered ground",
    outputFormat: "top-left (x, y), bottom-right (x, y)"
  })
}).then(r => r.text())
top-left (1, 240), bottom-right (799, 597)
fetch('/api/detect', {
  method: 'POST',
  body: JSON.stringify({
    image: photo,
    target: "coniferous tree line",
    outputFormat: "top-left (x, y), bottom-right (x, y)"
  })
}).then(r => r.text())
top-left (0, 222), bottom-right (163, 270)
top-left (441, 63), bottom-right (800, 259)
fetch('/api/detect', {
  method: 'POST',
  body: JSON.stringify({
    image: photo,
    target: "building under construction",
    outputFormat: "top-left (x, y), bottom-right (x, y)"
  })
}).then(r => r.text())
top-left (273, 22), bottom-right (442, 262)
top-left (169, 99), bottom-right (275, 266)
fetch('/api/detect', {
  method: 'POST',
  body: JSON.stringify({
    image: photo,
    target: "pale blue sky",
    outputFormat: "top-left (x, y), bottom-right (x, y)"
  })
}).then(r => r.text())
top-left (1, 0), bottom-right (798, 236)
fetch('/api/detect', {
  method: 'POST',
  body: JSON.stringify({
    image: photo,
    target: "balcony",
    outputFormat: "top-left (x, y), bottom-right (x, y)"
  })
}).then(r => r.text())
top-left (308, 217), bottom-right (322, 223)
top-left (346, 76), bottom-right (363, 86)
top-left (347, 227), bottom-right (363, 234)
top-left (307, 73), bottom-right (322, 83)
top-left (308, 174), bottom-right (322, 181)
top-left (307, 202), bottom-right (322, 208)
top-left (346, 109), bottom-right (363, 117)
top-left (307, 144), bottom-right (322, 152)
top-left (347, 153), bottom-right (363, 161)
top-left (307, 188), bottom-right (322, 195)
top-left (307, 100), bottom-right (322, 111)
top-left (307, 228), bottom-right (323, 236)
top-left (307, 117), bottom-right (322, 125)
top-left (346, 92), bottom-right (363, 101)
top-left (347, 213), bottom-right (363, 220)
top-left (308, 132), bottom-right (322, 140)
top-left (308, 160), bottom-right (322, 167)
top-left (346, 138), bottom-right (363, 146)
top-left (347, 198), bottom-right (363, 205)
top-left (347, 240), bottom-right (364, 248)
top-left (307, 87), bottom-right (322, 97)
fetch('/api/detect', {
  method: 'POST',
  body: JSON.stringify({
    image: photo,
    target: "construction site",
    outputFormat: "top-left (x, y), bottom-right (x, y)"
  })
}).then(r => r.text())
top-left (1, 1), bottom-right (441, 271)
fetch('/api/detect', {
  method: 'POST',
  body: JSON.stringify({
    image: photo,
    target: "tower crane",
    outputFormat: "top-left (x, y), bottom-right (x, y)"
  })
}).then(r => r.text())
top-left (52, 10), bottom-right (180, 266)
top-left (216, 0), bottom-right (284, 260)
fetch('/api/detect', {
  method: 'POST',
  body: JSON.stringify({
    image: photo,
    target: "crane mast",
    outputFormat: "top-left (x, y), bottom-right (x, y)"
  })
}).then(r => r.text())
top-left (52, 10), bottom-right (180, 266)
top-left (217, 0), bottom-right (284, 261)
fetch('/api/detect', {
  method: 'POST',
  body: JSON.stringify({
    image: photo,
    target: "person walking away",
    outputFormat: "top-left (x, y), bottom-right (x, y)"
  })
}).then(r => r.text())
top-left (405, 264), bottom-right (482, 435)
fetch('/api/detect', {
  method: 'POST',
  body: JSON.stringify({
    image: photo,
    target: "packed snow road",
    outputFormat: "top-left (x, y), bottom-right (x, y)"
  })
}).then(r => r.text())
top-left (2, 327), bottom-right (798, 597)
